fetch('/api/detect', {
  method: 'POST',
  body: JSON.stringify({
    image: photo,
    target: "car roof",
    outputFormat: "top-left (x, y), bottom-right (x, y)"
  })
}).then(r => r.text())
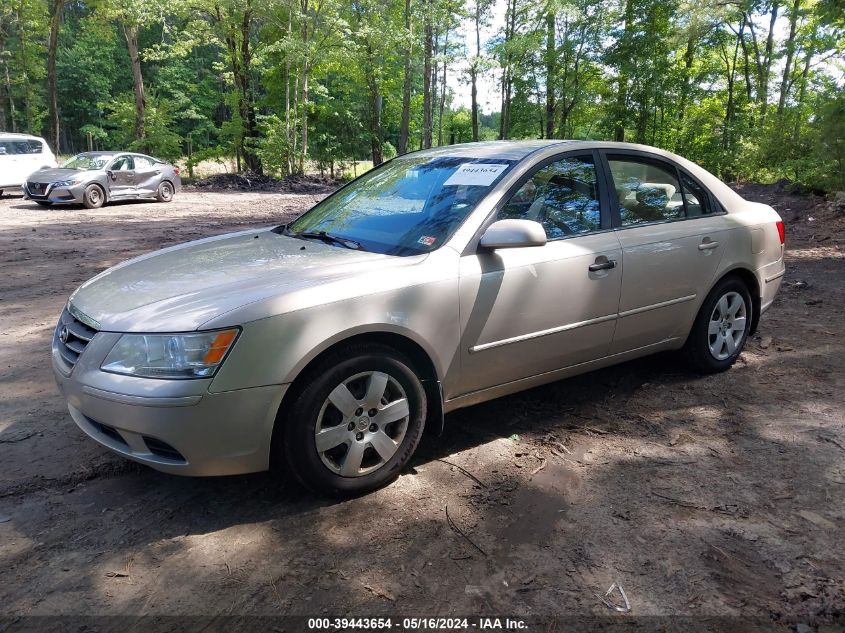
top-left (74, 151), bottom-right (160, 160)
top-left (409, 140), bottom-right (571, 160)
top-left (0, 133), bottom-right (45, 140)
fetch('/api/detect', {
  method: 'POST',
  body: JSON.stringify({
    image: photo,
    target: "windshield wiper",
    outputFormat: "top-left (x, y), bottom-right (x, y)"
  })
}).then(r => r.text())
top-left (291, 229), bottom-right (361, 250)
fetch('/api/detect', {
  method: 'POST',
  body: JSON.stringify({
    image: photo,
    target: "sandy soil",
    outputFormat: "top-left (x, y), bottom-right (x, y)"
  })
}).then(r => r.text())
top-left (0, 184), bottom-right (842, 629)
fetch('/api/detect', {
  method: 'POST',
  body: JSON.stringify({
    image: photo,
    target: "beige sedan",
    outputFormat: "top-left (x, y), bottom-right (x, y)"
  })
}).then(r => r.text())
top-left (52, 141), bottom-right (785, 496)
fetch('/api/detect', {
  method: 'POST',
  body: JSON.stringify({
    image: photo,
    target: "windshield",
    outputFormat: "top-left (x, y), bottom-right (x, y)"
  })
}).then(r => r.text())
top-left (287, 156), bottom-right (516, 255)
top-left (62, 154), bottom-right (112, 170)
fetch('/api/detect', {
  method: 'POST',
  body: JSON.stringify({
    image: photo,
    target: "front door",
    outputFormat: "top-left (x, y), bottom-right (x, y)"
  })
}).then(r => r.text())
top-left (602, 151), bottom-right (732, 353)
top-left (108, 155), bottom-right (136, 198)
top-left (455, 152), bottom-right (622, 397)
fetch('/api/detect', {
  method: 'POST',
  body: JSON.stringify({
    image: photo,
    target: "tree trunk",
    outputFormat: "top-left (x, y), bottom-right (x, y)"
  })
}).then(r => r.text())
top-left (437, 26), bottom-right (450, 146)
top-left (123, 23), bottom-right (146, 145)
top-left (499, 0), bottom-right (516, 140)
top-left (370, 87), bottom-right (383, 165)
top-left (238, 3), bottom-right (261, 173)
top-left (792, 44), bottom-right (813, 142)
top-left (613, 0), bottom-right (634, 141)
top-left (777, 0), bottom-right (801, 116)
top-left (3, 61), bottom-right (16, 132)
top-left (47, 0), bottom-right (63, 152)
top-left (421, 3), bottom-right (433, 149)
top-left (544, 11), bottom-right (555, 139)
top-left (760, 1), bottom-right (779, 118)
top-left (470, 0), bottom-right (481, 141)
top-left (678, 33), bottom-right (695, 121)
top-left (397, 0), bottom-right (412, 154)
top-left (285, 8), bottom-right (292, 173)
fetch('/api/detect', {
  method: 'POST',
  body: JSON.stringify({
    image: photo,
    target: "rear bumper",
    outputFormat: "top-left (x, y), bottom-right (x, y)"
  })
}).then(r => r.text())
top-left (758, 258), bottom-right (785, 314)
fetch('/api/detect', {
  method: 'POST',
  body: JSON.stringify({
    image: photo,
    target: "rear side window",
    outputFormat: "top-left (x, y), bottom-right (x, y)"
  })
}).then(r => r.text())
top-left (134, 156), bottom-right (154, 169)
top-left (607, 156), bottom-right (684, 226)
top-left (499, 154), bottom-right (601, 238)
top-left (0, 140), bottom-right (41, 155)
top-left (679, 172), bottom-right (712, 216)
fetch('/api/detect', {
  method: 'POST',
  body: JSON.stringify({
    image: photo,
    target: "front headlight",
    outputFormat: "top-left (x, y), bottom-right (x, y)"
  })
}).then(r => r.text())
top-left (101, 329), bottom-right (240, 379)
top-left (53, 178), bottom-right (80, 188)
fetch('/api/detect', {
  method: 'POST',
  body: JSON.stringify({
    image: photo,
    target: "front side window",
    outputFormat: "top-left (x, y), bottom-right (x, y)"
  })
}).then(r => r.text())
top-left (62, 154), bottom-right (112, 170)
top-left (288, 156), bottom-right (515, 256)
top-left (608, 156), bottom-right (684, 226)
top-left (111, 156), bottom-right (134, 171)
top-left (499, 155), bottom-right (601, 238)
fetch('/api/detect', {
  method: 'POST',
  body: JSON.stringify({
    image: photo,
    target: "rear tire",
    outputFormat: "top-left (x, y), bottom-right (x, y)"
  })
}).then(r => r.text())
top-left (684, 276), bottom-right (752, 374)
top-left (156, 181), bottom-right (174, 202)
top-left (280, 343), bottom-right (427, 497)
top-left (82, 184), bottom-right (105, 209)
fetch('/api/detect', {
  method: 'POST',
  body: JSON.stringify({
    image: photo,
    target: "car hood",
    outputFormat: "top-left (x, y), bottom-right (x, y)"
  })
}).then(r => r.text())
top-left (30, 168), bottom-right (95, 181)
top-left (69, 228), bottom-right (421, 332)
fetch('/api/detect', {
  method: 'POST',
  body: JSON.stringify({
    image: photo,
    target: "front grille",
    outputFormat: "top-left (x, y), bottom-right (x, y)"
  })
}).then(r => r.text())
top-left (55, 308), bottom-right (98, 369)
top-left (27, 181), bottom-right (48, 197)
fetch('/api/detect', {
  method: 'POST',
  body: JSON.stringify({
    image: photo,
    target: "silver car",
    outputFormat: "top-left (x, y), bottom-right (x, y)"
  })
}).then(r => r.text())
top-left (52, 141), bottom-right (785, 496)
top-left (24, 151), bottom-right (181, 208)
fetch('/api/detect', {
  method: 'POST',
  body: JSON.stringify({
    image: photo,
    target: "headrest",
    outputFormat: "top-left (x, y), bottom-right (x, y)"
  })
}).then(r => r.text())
top-left (638, 182), bottom-right (675, 199)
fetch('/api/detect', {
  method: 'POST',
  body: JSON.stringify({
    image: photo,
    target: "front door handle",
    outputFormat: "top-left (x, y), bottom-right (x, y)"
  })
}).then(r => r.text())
top-left (589, 259), bottom-right (617, 272)
top-left (698, 240), bottom-right (720, 251)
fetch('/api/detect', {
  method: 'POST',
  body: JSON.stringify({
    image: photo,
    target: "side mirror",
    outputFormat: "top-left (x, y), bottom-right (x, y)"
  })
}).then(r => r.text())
top-left (107, 170), bottom-right (116, 181)
top-left (479, 219), bottom-right (547, 250)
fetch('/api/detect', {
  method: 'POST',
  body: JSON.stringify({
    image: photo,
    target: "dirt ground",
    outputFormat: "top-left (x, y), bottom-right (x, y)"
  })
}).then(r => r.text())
top-left (0, 182), bottom-right (843, 630)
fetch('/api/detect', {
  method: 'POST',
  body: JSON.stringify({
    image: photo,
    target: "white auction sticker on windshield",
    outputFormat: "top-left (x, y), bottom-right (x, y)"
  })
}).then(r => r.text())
top-left (444, 163), bottom-right (509, 186)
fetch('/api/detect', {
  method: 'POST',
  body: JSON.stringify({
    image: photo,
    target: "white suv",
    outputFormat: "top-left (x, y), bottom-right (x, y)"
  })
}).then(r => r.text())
top-left (0, 134), bottom-right (58, 195)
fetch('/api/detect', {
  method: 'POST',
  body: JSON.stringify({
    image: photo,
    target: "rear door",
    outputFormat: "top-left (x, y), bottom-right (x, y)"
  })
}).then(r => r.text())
top-left (0, 140), bottom-right (31, 186)
top-left (0, 140), bottom-right (23, 186)
top-left (456, 151), bottom-right (623, 396)
top-left (600, 150), bottom-right (732, 354)
top-left (131, 155), bottom-right (161, 195)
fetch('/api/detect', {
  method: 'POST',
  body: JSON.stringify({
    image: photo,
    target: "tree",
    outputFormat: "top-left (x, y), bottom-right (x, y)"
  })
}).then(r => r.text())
top-left (46, 0), bottom-right (64, 150)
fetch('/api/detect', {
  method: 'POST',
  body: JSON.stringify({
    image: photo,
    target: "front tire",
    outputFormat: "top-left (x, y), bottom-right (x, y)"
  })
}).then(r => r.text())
top-left (82, 184), bottom-right (105, 209)
top-left (281, 343), bottom-right (427, 497)
top-left (156, 181), bottom-right (174, 202)
top-left (684, 276), bottom-right (752, 374)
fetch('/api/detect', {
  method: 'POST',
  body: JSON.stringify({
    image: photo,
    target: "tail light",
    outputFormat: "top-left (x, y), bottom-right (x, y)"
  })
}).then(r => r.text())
top-left (173, 166), bottom-right (181, 177)
top-left (776, 220), bottom-right (785, 245)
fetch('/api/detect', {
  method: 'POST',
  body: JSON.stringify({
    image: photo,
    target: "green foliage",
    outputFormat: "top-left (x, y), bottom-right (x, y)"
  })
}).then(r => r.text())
top-left (101, 93), bottom-right (182, 160)
top-left (0, 0), bottom-right (841, 190)
top-left (256, 114), bottom-right (295, 177)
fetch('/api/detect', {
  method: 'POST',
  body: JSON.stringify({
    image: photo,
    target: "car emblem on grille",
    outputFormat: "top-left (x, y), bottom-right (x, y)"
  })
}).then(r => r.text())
top-left (59, 326), bottom-right (70, 344)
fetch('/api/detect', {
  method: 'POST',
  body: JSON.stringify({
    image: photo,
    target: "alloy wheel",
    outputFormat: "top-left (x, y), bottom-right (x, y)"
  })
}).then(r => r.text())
top-left (707, 291), bottom-right (747, 361)
top-left (314, 371), bottom-right (410, 477)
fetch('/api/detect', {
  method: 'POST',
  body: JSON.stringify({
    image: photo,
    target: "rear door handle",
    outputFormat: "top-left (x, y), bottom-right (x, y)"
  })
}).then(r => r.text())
top-left (698, 240), bottom-right (720, 251)
top-left (589, 260), bottom-right (617, 272)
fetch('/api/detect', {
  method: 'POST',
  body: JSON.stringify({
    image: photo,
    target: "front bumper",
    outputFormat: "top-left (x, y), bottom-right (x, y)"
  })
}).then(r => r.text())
top-left (52, 325), bottom-right (287, 476)
top-left (24, 181), bottom-right (86, 204)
